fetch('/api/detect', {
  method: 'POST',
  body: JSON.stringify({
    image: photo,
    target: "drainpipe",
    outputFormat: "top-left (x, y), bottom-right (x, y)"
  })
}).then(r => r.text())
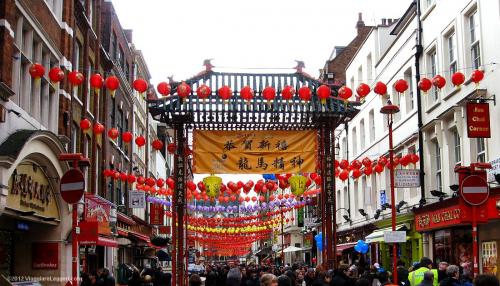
top-left (414, 0), bottom-right (426, 205)
top-left (345, 122), bottom-right (351, 216)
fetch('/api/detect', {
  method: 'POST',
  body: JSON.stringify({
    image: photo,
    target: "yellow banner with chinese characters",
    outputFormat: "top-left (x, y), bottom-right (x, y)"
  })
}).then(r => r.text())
top-left (193, 130), bottom-right (317, 174)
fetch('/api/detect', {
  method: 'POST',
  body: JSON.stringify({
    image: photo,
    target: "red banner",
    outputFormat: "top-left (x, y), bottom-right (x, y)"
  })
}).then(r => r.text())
top-left (159, 226), bottom-right (171, 235)
top-left (150, 203), bottom-right (164, 225)
top-left (466, 102), bottom-right (491, 138)
top-left (32, 242), bottom-right (58, 269)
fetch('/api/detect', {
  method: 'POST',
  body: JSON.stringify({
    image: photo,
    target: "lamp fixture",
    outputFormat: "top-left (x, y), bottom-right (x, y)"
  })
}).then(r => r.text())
top-left (342, 215), bottom-right (352, 223)
top-left (374, 209), bottom-right (382, 220)
top-left (430, 190), bottom-right (448, 201)
top-left (381, 203), bottom-right (391, 210)
top-left (358, 209), bottom-right (368, 217)
top-left (396, 201), bottom-right (407, 213)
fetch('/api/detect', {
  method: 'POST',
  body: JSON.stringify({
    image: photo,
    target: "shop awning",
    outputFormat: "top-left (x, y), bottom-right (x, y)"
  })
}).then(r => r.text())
top-left (280, 246), bottom-right (302, 253)
top-left (365, 224), bottom-right (410, 243)
top-left (129, 231), bottom-right (150, 243)
top-left (336, 242), bottom-right (357, 254)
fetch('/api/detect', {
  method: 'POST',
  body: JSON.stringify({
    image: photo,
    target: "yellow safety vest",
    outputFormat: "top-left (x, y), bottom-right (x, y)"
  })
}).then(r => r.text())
top-left (407, 267), bottom-right (438, 286)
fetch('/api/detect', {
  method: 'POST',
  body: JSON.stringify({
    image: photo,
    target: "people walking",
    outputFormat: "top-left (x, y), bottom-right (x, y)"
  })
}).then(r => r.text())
top-left (408, 258), bottom-right (439, 286)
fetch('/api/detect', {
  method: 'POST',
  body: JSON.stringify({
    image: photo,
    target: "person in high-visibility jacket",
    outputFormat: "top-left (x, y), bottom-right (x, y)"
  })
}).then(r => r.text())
top-left (408, 257), bottom-right (439, 286)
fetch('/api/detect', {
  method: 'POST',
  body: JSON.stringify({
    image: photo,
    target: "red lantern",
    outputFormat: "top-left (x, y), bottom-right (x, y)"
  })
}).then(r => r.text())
top-left (339, 170), bottom-right (349, 181)
top-left (298, 86), bottom-right (311, 102)
top-left (127, 174), bottom-right (136, 184)
top-left (394, 79), bottom-right (409, 93)
top-left (339, 159), bottom-right (349, 170)
top-left (334, 160), bottom-right (340, 169)
top-left (146, 177), bottom-right (156, 187)
top-left (410, 154), bottom-right (420, 164)
top-left (418, 78), bottom-right (432, 93)
top-left (29, 63), bottom-right (45, 79)
top-left (378, 156), bottom-right (388, 166)
top-left (48, 67), bottom-right (64, 83)
top-left (105, 76), bottom-right (119, 98)
top-left (112, 171), bottom-right (120, 181)
top-left (350, 159), bottom-right (362, 170)
top-left (152, 139), bottom-right (163, 151)
top-left (432, 75), bottom-right (446, 89)
top-left (374, 164), bottom-right (384, 174)
top-left (133, 78), bottom-right (148, 93)
top-left (351, 169), bottom-right (361, 179)
top-left (122, 132), bottom-right (133, 143)
top-left (90, 73), bottom-right (104, 89)
top-left (401, 154), bottom-right (411, 167)
top-left (157, 82), bottom-right (171, 97)
top-left (167, 143), bottom-right (176, 154)
top-left (156, 178), bottom-right (165, 188)
top-left (338, 86), bottom-right (352, 102)
top-left (196, 84), bottom-right (211, 99)
top-left (166, 177), bottom-right (175, 189)
top-left (451, 72), bottom-right (465, 87)
top-left (281, 86), bottom-right (295, 101)
top-left (135, 135), bottom-right (146, 147)
top-left (218, 86), bottom-right (232, 101)
top-left (356, 83), bottom-right (370, 99)
top-left (177, 82), bottom-right (191, 99)
top-left (240, 86), bottom-right (254, 102)
top-left (316, 85), bottom-right (331, 104)
top-left (363, 167), bottom-right (373, 176)
top-left (362, 157), bottom-right (372, 168)
top-left (137, 176), bottom-right (146, 185)
top-left (187, 181), bottom-right (197, 191)
top-left (262, 86), bottom-right (276, 103)
top-left (68, 71), bottom-right (84, 86)
top-left (374, 81), bottom-right (387, 96)
top-left (107, 128), bottom-right (119, 140)
top-left (470, 69), bottom-right (484, 84)
top-left (80, 118), bottom-right (91, 131)
top-left (93, 122), bottom-right (105, 135)
top-left (120, 172), bottom-right (128, 182)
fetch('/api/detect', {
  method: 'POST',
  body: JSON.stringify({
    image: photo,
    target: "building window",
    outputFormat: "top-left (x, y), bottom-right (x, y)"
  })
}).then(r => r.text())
top-left (477, 138), bottom-right (486, 162)
top-left (110, 32), bottom-right (117, 59)
top-left (358, 66), bottom-right (363, 84)
top-left (350, 77), bottom-right (355, 91)
top-left (404, 69), bottom-right (414, 111)
top-left (434, 141), bottom-right (442, 192)
top-left (427, 49), bottom-right (439, 102)
top-left (366, 54), bottom-right (372, 84)
top-left (447, 32), bottom-right (457, 75)
top-left (369, 110), bottom-right (375, 142)
top-left (392, 88), bottom-right (401, 121)
top-left (360, 119), bottom-right (365, 150)
top-left (352, 127), bottom-right (357, 156)
top-left (453, 129), bottom-right (461, 165)
top-left (342, 137), bottom-right (347, 160)
top-left (117, 109), bottom-right (123, 149)
top-left (468, 10), bottom-right (481, 69)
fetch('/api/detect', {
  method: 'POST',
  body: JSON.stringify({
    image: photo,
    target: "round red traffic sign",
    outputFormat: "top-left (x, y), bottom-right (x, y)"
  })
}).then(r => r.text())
top-left (460, 174), bottom-right (489, 206)
top-left (60, 168), bottom-right (85, 204)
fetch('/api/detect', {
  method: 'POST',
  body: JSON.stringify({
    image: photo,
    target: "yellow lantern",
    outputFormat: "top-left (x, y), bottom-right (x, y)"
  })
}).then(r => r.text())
top-left (289, 175), bottom-right (308, 196)
top-left (203, 175), bottom-right (222, 198)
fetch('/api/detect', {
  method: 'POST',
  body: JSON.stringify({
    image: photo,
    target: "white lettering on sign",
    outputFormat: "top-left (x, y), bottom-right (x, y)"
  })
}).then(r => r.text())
top-left (488, 157), bottom-right (500, 182)
top-left (463, 186), bottom-right (488, 193)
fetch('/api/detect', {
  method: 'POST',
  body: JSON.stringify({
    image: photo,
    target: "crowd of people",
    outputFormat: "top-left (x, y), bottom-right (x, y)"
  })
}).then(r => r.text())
top-left (188, 257), bottom-right (500, 286)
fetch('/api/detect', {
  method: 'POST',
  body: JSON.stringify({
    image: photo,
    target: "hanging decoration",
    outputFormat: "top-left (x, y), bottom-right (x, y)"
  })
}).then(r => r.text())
top-left (362, 157), bottom-right (372, 168)
top-left (203, 175), bottom-right (222, 198)
top-left (90, 73), bottom-right (104, 96)
top-left (152, 139), bottom-right (164, 151)
top-left (338, 86), bottom-right (352, 104)
top-left (135, 135), bottom-right (146, 147)
top-left (432, 75), bottom-right (446, 89)
top-left (374, 164), bottom-right (384, 174)
top-left (133, 78), bottom-right (148, 96)
top-left (451, 72), bottom-right (465, 88)
top-left (339, 159), bottom-right (349, 170)
top-left (196, 84), bottom-right (211, 101)
top-left (107, 128), bottom-right (119, 140)
top-left (48, 67), bottom-right (64, 84)
top-left (470, 69), bottom-right (484, 84)
top-left (374, 81), bottom-right (387, 96)
top-left (281, 85), bottom-right (295, 103)
top-left (105, 76), bottom-right (120, 98)
top-left (167, 143), bottom-right (176, 154)
top-left (29, 63), bottom-right (45, 81)
top-left (68, 71), bottom-right (84, 86)
top-left (298, 86), bottom-right (311, 102)
top-left (418, 78), bottom-right (432, 93)
top-left (356, 83), bottom-right (370, 102)
top-left (218, 85), bottom-right (232, 102)
top-left (289, 175), bottom-right (307, 196)
top-left (262, 86), bottom-right (276, 106)
top-left (339, 170), bottom-right (349, 181)
top-left (394, 79), bottom-right (409, 93)
top-left (240, 86), bottom-right (254, 105)
top-left (93, 122), bottom-right (105, 136)
top-left (316, 85), bottom-right (331, 105)
top-left (157, 82), bottom-right (171, 97)
top-left (177, 82), bottom-right (191, 100)
top-left (79, 118), bottom-right (91, 133)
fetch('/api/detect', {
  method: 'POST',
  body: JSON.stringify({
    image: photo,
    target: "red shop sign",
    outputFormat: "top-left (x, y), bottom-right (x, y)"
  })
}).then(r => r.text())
top-left (466, 102), bottom-right (491, 138)
top-left (159, 226), bottom-right (171, 235)
top-left (32, 242), bottom-right (58, 269)
top-left (149, 203), bottom-right (165, 225)
top-left (415, 204), bottom-right (471, 232)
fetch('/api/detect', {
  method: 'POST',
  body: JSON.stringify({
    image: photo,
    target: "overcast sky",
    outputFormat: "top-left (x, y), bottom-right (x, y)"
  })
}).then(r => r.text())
top-left (113, 0), bottom-right (412, 83)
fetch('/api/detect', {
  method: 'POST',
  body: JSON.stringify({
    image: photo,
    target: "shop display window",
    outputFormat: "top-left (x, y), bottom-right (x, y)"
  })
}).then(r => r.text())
top-left (433, 228), bottom-right (472, 267)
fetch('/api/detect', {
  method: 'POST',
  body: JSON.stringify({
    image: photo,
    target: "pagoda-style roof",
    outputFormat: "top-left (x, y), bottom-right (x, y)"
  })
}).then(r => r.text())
top-left (148, 70), bottom-right (358, 130)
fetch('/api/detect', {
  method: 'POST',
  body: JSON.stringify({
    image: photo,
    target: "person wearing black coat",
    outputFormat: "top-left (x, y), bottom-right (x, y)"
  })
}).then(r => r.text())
top-left (329, 265), bottom-right (352, 286)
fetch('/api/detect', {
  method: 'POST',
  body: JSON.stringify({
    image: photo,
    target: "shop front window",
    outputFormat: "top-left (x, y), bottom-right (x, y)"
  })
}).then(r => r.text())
top-left (433, 228), bottom-right (472, 266)
top-left (434, 229), bottom-right (452, 263)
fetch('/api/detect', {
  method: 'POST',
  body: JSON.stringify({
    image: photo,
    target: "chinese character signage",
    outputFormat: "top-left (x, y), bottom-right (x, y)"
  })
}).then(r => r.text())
top-left (193, 130), bottom-right (317, 174)
top-left (395, 169), bottom-right (420, 188)
top-left (466, 102), bottom-right (491, 138)
top-left (150, 203), bottom-right (165, 225)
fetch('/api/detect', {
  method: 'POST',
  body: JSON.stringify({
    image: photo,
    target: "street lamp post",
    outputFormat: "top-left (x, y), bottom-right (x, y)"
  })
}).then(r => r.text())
top-left (380, 101), bottom-right (400, 285)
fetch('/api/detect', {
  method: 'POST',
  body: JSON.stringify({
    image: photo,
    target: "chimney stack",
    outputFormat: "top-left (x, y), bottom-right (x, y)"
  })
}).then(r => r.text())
top-left (382, 18), bottom-right (387, 26)
top-left (356, 12), bottom-right (365, 34)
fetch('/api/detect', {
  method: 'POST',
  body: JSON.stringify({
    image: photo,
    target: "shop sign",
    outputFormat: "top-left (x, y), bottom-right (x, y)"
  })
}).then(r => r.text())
top-left (85, 194), bottom-right (114, 236)
top-left (304, 217), bottom-right (316, 228)
top-left (487, 157), bottom-right (500, 183)
top-left (193, 130), bottom-right (317, 174)
top-left (149, 203), bottom-right (164, 225)
top-left (466, 102), bottom-right (491, 138)
top-left (482, 241), bottom-right (498, 275)
top-left (32, 242), bottom-right (58, 269)
top-left (129, 190), bottom-right (145, 208)
top-left (395, 169), bottom-right (420, 188)
top-left (159, 226), bottom-right (171, 235)
top-left (7, 164), bottom-right (60, 220)
top-left (415, 205), bottom-right (471, 232)
top-left (303, 233), bottom-right (313, 248)
top-left (380, 190), bottom-right (387, 206)
top-left (383, 231), bottom-right (406, 243)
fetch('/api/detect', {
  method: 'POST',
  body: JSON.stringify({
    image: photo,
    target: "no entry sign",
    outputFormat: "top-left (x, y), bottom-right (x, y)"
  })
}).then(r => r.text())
top-left (60, 168), bottom-right (85, 204)
top-left (460, 174), bottom-right (489, 206)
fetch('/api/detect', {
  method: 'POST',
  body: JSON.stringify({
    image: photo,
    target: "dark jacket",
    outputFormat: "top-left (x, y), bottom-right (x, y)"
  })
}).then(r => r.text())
top-left (330, 271), bottom-right (351, 286)
top-left (439, 277), bottom-right (462, 286)
top-left (416, 281), bottom-right (434, 286)
top-left (397, 266), bottom-right (410, 286)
